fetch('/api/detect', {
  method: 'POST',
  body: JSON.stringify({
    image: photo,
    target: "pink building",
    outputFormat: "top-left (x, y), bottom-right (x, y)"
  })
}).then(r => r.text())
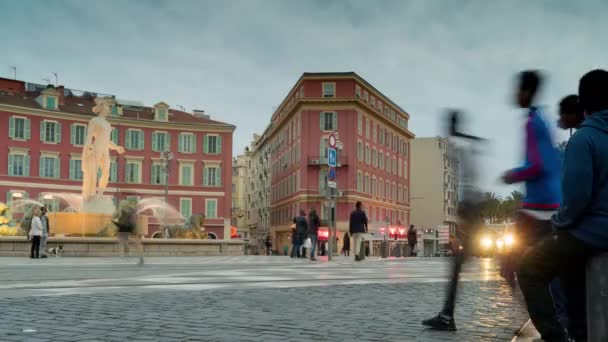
top-left (262, 72), bottom-right (415, 251)
top-left (0, 78), bottom-right (234, 238)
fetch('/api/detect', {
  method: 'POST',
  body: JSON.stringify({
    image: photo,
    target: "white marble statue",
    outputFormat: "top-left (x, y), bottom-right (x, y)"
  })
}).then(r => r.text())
top-left (81, 97), bottom-right (125, 201)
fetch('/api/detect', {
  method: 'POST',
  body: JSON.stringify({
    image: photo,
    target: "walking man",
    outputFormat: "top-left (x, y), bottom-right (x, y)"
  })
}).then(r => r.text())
top-left (348, 202), bottom-right (368, 262)
top-left (39, 207), bottom-right (50, 258)
top-left (407, 225), bottom-right (418, 257)
top-left (292, 210), bottom-right (308, 258)
top-left (308, 209), bottom-right (320, 261)
top-left (518, 70), bottom-right (608, 341)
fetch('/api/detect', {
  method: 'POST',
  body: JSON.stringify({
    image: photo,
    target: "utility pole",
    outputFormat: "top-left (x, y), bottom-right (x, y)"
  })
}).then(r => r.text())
top-left (52, 73), bottom-right (59, 86)
top-left (326, 132), bottom-right (342, 261)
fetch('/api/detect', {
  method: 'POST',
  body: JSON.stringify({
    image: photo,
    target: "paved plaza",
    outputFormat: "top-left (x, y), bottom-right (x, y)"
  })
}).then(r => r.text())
top-left (0, 256), bottom-right (529, 341)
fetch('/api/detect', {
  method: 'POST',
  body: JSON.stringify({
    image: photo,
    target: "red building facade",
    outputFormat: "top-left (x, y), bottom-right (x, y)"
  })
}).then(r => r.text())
top-left (262, 73), bottom-right (415, 251)
top-left (0, 78), bottom-right (234, 238)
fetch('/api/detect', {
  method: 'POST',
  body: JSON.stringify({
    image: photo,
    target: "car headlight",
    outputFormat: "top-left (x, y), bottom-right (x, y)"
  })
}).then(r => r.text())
top-left (504, 234), bottom-right (515, 246)
top-left (480, 236), bottom-right (493, 249)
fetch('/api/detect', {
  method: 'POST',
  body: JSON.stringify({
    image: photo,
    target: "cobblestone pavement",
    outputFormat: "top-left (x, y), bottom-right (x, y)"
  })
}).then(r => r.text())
top-left (0, 256), bottom-right (529, 341)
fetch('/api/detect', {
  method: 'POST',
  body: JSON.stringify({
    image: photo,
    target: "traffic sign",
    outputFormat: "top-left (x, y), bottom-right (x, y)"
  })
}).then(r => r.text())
top-left (327, 166), bottom-right (336, 181)
top-left (328, 134), bottom-right (337, 148)
top-left (328, 148), bottom-right (337, 167)
top-left (328, 181), bottom-right (337, 188)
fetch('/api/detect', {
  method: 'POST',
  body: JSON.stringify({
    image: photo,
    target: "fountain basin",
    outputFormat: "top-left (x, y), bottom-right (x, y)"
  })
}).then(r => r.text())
top-left (47, 212), bottom-right (149, 237)
top-left (0, 236), bottom-right (245, 257)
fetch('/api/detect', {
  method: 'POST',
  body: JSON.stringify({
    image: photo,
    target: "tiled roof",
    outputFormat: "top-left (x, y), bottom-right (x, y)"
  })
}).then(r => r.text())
top-left (0, 83), bottom-right (233, 128)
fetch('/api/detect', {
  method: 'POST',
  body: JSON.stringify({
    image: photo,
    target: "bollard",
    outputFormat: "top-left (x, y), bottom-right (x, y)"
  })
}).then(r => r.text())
top-left (587, 253), bottom-right (608, 341)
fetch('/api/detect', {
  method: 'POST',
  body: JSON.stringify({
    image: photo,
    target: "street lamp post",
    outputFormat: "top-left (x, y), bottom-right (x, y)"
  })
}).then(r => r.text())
top-left (160, 151), bottom-right (174, 238)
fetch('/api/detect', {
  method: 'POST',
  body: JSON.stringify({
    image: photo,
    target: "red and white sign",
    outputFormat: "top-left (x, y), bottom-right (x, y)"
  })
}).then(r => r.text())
top-left (437, 225), bottom-right (450, 244)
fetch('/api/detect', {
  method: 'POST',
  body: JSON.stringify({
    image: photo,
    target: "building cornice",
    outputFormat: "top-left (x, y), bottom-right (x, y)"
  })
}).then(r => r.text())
top-left (0, 104), bottom-right (235, 133)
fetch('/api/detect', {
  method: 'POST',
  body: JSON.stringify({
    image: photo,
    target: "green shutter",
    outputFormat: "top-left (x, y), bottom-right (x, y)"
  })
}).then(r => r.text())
top-left (40, 121), bottom-right (46, 142)
top-left (39, 157), bottom-right (44, 177)
top-left (111, 161), bottom-right (117, 182)
top-left (166, 133), bottom-right (170, 150)
top-left (319, 139), bottom-right (326, 158)
top-left (69, 159), bottom-right (74, 179)
top-left (55, 123), bottom-right (61, 143)
top-left (151, 164), bottom-right (157, 184)
top-left (203, 135), bottom-right (208, 154)
top-left (203, 167), bottom-right (209, 186)
top-left (25, 119), bottom-right (31, 140)
top-left (24, 155), bottom-right (30, 176)
top-left (70, 125), bottom-right (75, 145)
top-left (333, 112), bottom-right (338, 131)
top-left (217, 135), bottom-right (221, 154)
top-left (138, 131), bottom-right (144, 150)
top-left (8, 117), bottom-right (14, 138)
top-left (111, 128), bottom-right (118, 145)
top-left (320, 113), bottom-right (324, 131)
top-left (125, 130), bottom-right (131, 149)
top-left (319, 171), bottom-right (325, 193)
top-left (215, 167), bottom-right (221, 186)
top-left (178, 134), bottom-right (184, 153)
top-left (54, 158), bottom-right (60, 178)
top-left (152, 132), bottom-right (158, 151)
top-left (192, 135), bottom-right (197, 153)
top-left (185, 166), bottom-right (192, 185)
top-left (6, 191), bottom-right (12, 208)
top-left (7, 154), bottom-right (14, 176)
top-left (135, 163), bottom-right (140, 183)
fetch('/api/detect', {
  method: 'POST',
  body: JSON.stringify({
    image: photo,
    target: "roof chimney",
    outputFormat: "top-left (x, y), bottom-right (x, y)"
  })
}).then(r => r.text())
top-left (57, 86), bottom-right (65, 105)
top-left (193, 109), bottom-right (210, 120)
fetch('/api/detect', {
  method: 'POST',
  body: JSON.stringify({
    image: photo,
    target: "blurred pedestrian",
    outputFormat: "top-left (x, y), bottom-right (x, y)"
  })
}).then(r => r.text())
top-left (29, 207), bottom-right (43, 259)
top-left (294, 210), bottom-right (308, 258)
top-left (558, 94), bottom-right (585, 133)
top-left (341, 232), bottom-right (350, 256)
top-left (408, 225), bottom-right (418, 257)
top-left (39, 207), bottom-right (50, 258)
top-left (290, 225), bottom-right (299, 258)
top-left (308, 209), bottom-right (321, 261)
top-left (113, 200), bottom-right (144, 266)
top-left (265, 234), bottom-right (272, 256)
top-left (349, 202), bottom-right (368, 261)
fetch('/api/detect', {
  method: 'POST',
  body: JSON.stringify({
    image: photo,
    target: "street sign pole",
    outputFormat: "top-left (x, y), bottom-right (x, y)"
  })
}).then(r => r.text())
top-left (327, 133), bottom-right (338, 261)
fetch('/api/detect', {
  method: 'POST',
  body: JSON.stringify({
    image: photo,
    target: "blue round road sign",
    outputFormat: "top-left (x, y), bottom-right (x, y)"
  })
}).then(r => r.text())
top-left (328, 167), bottom-right (337, 181)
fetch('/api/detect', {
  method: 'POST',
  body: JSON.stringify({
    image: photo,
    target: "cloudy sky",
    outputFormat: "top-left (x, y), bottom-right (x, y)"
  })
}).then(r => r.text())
top-left (1, 0), bottom-right (606, 197)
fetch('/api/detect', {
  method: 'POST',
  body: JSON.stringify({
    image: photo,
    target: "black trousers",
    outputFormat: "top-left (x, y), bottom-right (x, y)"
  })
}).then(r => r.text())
top-left (30, 236), bottom-right (41, 258)
top-left (518, 231), bottom-right (592, 340)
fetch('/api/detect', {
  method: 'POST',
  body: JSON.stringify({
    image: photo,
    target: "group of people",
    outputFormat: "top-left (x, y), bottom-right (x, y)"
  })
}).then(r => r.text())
top-left (27, 206), bottom-right (50, 259)
top-left (290, 208), bottom-right (321, 260)
top-left (423, 69), bottom-right (608, 342)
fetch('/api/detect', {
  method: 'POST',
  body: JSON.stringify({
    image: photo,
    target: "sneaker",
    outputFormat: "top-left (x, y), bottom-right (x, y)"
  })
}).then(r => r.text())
top-left (41, 255), bottom-right (48, 259)
top-left (422, 314), bottom-right (457, 331)
top-left (310, 257), bottom-right (317, 261)
top-left (355, 255), bottom-right (361, 262)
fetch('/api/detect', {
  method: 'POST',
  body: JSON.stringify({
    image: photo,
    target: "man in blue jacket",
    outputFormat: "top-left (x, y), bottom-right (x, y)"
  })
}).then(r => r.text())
top-left (518, 69), bottom-right (608, 342)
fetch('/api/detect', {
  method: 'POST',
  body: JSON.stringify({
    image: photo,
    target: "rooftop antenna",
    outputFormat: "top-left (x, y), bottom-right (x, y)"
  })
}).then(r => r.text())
top-left (52, 72), bottom-right (58, 86)
top-left (9, 66), bottom-right (16, 80)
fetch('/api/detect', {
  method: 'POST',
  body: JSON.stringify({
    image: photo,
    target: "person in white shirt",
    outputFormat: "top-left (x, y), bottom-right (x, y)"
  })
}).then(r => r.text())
top-left (29, 207), bottom-right (43, 259)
